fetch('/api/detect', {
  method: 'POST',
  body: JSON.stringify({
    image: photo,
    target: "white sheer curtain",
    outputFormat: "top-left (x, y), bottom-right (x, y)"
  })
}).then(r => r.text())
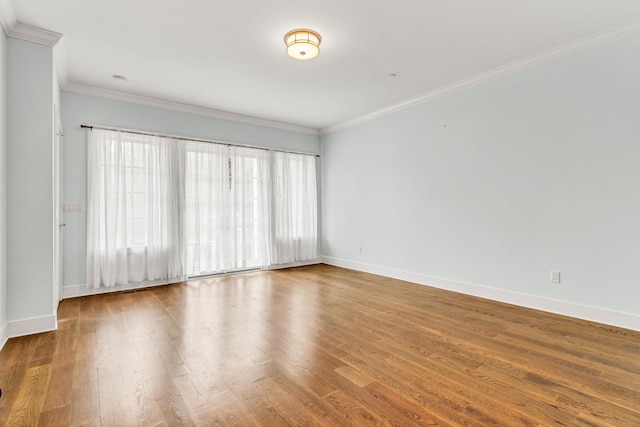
top-left (184, 143), bottom-right (271, 275)
top-left (271, 152), bottom-right (317, 264)
top-left (229, 147), bottom-right (272, 270)
top-left (87, 128), bottom-right (317, 287)
top-left (86, 130), bottom-right (185, 288)
top-left (184, 142), bottom-right (229, 275)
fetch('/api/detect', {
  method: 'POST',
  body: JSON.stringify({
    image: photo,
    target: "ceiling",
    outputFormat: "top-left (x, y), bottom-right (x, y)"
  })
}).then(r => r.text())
top-left (8, 0), bottom-right (640, 132)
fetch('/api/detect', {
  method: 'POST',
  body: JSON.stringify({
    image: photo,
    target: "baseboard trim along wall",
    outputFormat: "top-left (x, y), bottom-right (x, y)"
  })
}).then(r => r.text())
top-left (0, 322), bottom-right (8, 351)
top-left (320, 256), bottom-right (640, 332)
top-left (63, 259), bottom-right (322, 300)
top-left (265, 259), bottom-right (322, 271)
top-left (7, 314), bottom-right (58, 339)
top-left (63, 278), bottom-right (179, 299)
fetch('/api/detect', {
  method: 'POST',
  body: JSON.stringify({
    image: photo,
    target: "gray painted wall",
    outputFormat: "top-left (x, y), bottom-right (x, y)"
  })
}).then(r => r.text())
top-left (0, 27), bottom-right (7, 332)
top-left (61, 91), bottom-right (321, 287)
top-left (6, 38), bottom-right (55, 322)
top-left (322, 33), bottom-right (640, 316)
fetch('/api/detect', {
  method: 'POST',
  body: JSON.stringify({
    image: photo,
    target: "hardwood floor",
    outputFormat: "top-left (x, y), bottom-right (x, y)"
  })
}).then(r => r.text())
top-left (1, 264), bottom-right (639, 426)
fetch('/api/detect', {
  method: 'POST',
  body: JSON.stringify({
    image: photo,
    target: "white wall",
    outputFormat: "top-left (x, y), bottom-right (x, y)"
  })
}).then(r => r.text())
top-left (61, 91), bottom-right (321, 288)
top-left (6, 38), bottom-right (55, 328)
top-left (0, 26), bottom-right (7, 345)
top-left (322, 33), bottom-right (640, 328)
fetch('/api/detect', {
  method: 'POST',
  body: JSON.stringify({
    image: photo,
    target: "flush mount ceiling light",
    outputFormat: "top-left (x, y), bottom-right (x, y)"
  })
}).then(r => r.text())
top-left (284, 28), bottom-right (322, 60)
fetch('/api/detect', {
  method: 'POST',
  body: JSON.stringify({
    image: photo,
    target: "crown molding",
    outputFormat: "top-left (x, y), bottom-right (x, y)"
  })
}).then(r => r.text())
top-left (0, 0), bottom-right (16, 35)
top-left (64, 82), bottom-right (321, 136)
top-left (53, 37), bottom-right (69, 88)
top-left (322, 18), bottom-right (640, 135)
top-left (8, 21), bottom-right (62, 46)
top-left (0, 0), bottom-right (62, 46)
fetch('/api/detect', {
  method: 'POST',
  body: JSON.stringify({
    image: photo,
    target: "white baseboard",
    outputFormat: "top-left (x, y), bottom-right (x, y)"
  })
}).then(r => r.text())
top-left (63, 278), bottom-right (179, 299)
top-left (0, 322), bottom-right (8, 351)
top-left (265, 259), bottom-right (322, 270)
top-left (7, 314), bottom-right (58, 338)
top-left (320, 256), bottom-right (640, 332)
top-left (63, 260), bottom-right (322, 299)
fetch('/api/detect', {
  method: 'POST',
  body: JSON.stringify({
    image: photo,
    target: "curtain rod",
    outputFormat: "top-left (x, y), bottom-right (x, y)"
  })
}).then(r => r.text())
top-left (80, 124), bottom-right (320, 158)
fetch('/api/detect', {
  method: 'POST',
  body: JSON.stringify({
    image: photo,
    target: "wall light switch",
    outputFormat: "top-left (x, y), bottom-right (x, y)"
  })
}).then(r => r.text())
top-left (550, 271), bottom-right (561, 283)
top-left (63, 203), bottom-right (85, 212)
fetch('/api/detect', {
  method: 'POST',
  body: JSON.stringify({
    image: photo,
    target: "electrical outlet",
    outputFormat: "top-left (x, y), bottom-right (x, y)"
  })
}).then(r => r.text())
top-left (550, 271), bottom-right (561, 283)
top-left (358, 246), bottom-right (363, 254)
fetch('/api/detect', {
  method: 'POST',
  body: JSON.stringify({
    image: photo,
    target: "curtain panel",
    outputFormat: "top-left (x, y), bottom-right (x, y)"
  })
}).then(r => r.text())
top-left (86, 130), bottom-right (185, 288)
top-left (271, 152), bottom-right (317, 264)
top-left (184, 144), bottom-right (272, 276)
top-left (86, 128), bottom-right (317, 288)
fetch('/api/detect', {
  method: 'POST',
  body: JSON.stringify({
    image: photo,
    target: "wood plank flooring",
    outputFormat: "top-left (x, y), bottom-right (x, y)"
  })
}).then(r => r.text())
top-left (1, 264), bottom-right (639, 426)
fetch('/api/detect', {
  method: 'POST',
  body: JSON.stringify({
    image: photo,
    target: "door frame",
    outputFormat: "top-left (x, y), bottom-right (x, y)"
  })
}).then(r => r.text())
top-left (53, 104), bottom-right (64, 309)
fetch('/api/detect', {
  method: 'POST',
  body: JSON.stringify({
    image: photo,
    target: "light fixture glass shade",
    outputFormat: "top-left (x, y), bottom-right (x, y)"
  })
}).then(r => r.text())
top-left (284, 29), bottom-right (322, 60)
